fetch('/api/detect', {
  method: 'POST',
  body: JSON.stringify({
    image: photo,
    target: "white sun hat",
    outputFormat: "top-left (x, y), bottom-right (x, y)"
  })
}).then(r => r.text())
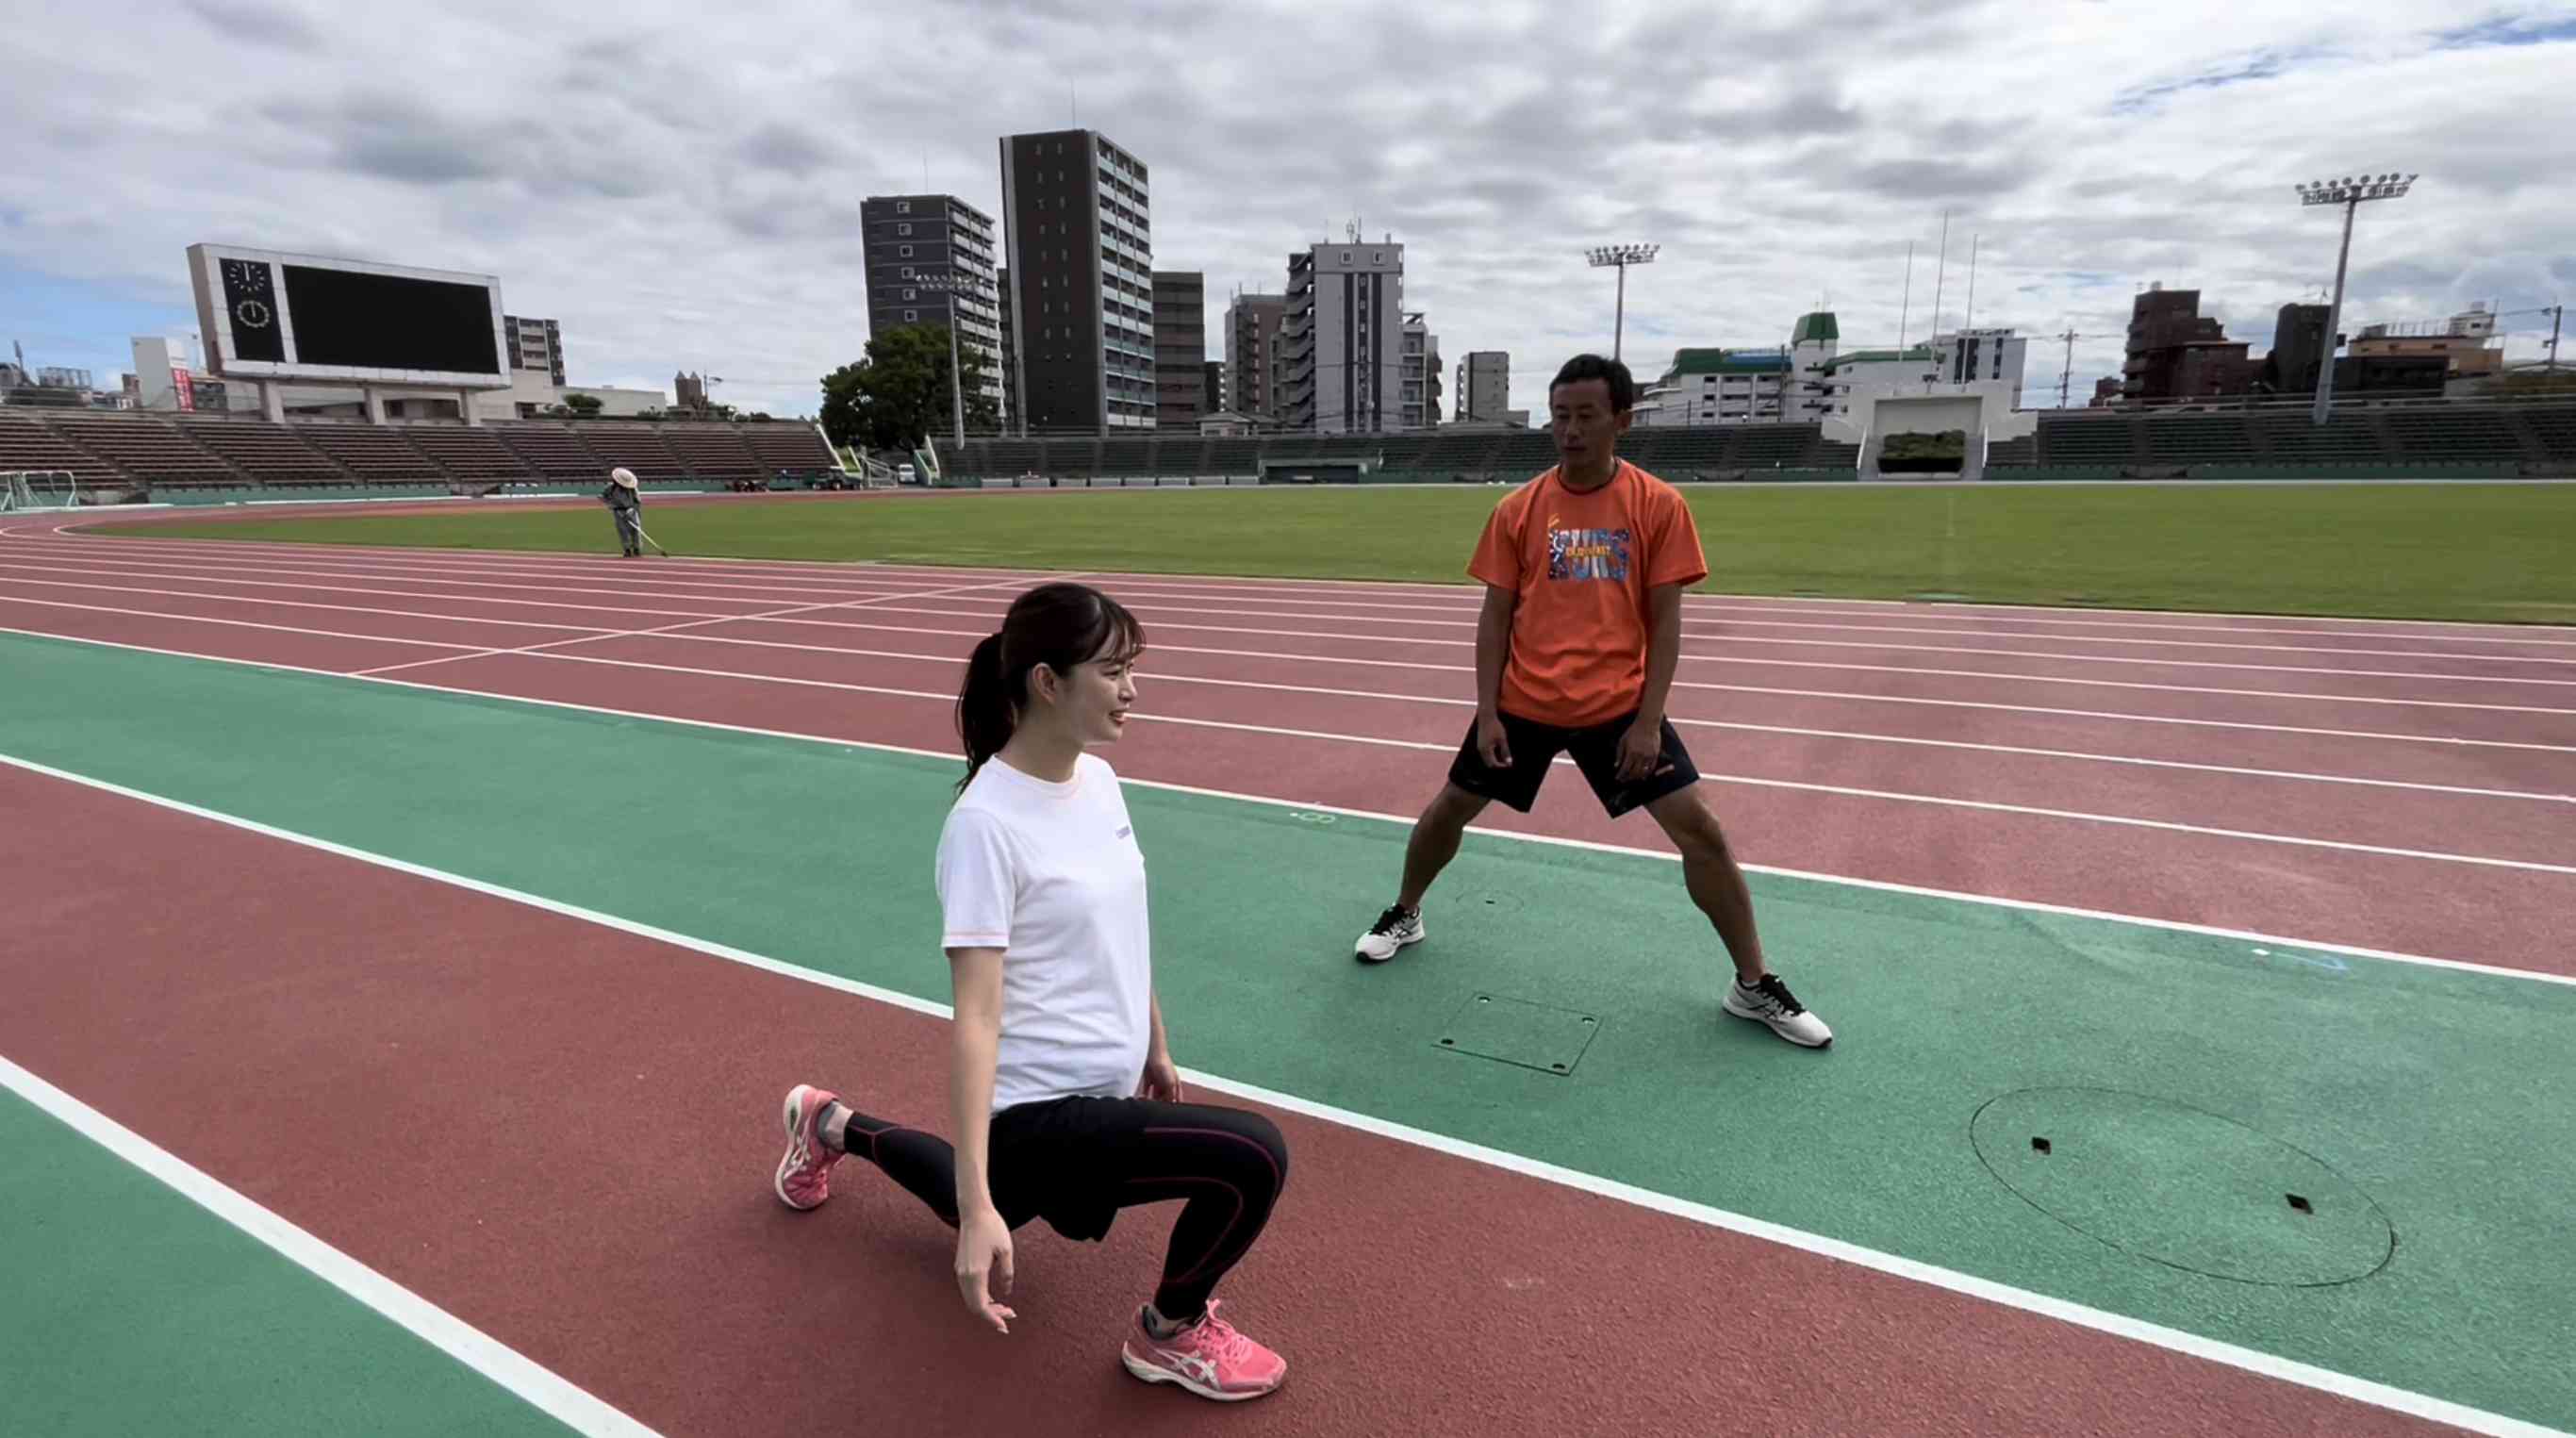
top-left (611, 467), bottom-right (638, 488)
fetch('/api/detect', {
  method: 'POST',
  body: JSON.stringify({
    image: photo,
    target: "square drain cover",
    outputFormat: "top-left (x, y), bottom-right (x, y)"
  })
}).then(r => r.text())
top-left (1435, 993), bottom-right (1600, 1076)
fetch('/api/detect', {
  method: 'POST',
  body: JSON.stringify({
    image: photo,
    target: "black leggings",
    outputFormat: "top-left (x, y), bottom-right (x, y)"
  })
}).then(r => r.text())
top-left (836, 1095), bottom-right (1289, 1323)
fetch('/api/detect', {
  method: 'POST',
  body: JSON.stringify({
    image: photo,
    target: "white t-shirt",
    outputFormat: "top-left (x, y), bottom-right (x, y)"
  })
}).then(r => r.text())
top-left (934, 752), bottom-right (1152, 1114)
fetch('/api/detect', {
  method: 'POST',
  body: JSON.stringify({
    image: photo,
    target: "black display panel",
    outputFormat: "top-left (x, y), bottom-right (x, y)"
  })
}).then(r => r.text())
top-left (279, 265), bottom-right (501, 374)
top-left (220, 257), bottom-right (285, 363)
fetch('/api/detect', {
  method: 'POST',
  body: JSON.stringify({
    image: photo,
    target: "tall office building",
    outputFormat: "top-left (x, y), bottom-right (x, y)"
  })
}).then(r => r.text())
top-left (1280, 240), bottom-right (1405, 434)
top-left (1226, 291), bottom-right (1286, 423)
top-left (999, 129), bottom-right (1155, 431)
top-left (1402, 313), bottom-right (1441, 429)
top-left (1457, 351), bottom-right (1509, 423)
top-left (1152, 270), bottom-right (1208, 428)
top-left (860, 194), bottom-right (1005, 424)
top-left (1202, 359), bottom-right (1227, 415)
top-left (503, 315), bottom-right (564, 387)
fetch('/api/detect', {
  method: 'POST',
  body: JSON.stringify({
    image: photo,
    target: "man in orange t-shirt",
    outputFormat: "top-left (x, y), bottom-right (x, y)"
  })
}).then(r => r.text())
top-left (1351, 355), bottom-right (1831, 1049)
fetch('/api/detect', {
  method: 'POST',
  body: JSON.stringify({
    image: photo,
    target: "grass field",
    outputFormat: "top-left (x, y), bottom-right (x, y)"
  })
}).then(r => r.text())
top-left (118, 481), bottom-right (2576, 622)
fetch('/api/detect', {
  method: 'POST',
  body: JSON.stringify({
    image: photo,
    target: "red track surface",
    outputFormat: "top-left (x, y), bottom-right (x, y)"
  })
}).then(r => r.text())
top-left (0, 762), bottom-right (2472, 1436)
top-left (5, 504), bottom-right (2572, 979)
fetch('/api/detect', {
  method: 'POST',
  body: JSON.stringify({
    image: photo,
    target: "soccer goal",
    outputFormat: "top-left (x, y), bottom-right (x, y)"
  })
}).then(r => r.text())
top-left (1, 471), bottom-right (80, 512)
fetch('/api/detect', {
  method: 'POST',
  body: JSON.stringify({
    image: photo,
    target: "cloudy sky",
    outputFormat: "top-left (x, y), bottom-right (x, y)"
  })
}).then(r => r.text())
top-left (7, 0), bottom-right (2573, 421)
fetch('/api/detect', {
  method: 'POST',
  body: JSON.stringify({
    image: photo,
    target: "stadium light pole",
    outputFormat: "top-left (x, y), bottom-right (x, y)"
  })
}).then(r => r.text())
top-left (1585, 243), bottom-right (1660, 362)
top-left (916, 273), bottom-right (989, 447)
top-left (2297, 172), bottom-right (2416, 426)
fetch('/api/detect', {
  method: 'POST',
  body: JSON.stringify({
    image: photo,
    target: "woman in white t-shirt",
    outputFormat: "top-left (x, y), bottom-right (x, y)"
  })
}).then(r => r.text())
top-left (769, 581), bottom-right (1292, 1403)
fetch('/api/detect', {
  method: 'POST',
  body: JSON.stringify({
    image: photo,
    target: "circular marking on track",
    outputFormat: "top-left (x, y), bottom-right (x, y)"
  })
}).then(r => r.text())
top-left (1971, 1086), bottom-right (2394, 1287)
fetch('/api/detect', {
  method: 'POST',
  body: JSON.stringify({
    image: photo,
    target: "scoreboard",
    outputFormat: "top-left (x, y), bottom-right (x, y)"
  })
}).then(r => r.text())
top-left (187, 243), bottom-right (509, 388)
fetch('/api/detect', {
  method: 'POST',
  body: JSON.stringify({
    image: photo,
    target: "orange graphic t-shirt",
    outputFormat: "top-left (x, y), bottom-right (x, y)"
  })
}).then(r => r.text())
top-left (1465, 460), bottom-right (1709, 728)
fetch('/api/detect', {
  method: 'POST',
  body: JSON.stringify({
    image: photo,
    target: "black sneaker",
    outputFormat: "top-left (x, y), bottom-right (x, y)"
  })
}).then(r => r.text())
top-left (1354, 904), bottom-right (1425, 964)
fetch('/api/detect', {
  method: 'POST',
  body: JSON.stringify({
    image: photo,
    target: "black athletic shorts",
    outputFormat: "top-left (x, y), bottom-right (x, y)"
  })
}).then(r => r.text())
top-left (1446, 707), bottom-right (1700, 818)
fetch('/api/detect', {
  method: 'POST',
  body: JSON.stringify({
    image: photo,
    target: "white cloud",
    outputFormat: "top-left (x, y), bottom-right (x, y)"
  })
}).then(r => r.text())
top-left (4, 0), bottom-right (2570, 420)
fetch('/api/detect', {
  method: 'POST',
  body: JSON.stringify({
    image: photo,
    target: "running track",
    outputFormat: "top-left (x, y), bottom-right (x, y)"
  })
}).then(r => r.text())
top-left (4, 499), bottom-right (2573, 1436)
top-left (6, 504), bottom-right (2573, 978)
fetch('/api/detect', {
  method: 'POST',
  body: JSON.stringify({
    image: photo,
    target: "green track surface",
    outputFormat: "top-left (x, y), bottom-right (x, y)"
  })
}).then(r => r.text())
top-left (108, 481), bottom-right (2576, 622)
top-left (5, 631), bottom-right (2573, 1427)
top-left (0, 1086), bottom-right (575, 1437)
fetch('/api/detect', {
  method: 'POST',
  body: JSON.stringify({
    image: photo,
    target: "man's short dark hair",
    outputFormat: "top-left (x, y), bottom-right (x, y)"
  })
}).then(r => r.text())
top-left (1549, 354), bottom-right (1635, 414)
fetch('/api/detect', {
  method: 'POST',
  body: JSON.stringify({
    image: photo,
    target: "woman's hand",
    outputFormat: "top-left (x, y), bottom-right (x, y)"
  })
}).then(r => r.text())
top-left (1140, 1050), bottom-right (1185, 1103)
top-left (955, 1204), bottom-right (1016, 1334)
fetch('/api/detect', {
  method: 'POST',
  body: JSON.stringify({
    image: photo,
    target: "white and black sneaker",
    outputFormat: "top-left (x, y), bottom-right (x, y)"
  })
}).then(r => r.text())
top-left (1724, 973), bottom-right (1833, 1048)
top-left (1354, 904), bottom-right (1425, 964)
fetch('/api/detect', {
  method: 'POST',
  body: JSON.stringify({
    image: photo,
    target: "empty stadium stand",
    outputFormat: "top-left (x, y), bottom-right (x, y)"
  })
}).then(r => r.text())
top-left (0, 414), bottom-right (124, 485)
top-left (177, 417), bottom-right (343, 484)
top-left (295, 422), bottom-right (449, 483)
top-left (43, 414), bottom-right (239, 485)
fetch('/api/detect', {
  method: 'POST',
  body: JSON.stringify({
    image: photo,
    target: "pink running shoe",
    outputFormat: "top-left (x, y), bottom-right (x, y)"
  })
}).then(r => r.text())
top-left (1119, 1300), bottom-right (1287, 1401)
top-left (772, 1084), bottom-right (843, 1211)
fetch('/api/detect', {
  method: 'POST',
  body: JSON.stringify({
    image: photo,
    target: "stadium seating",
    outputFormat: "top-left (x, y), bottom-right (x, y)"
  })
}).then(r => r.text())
top-left (492, 421), bottom-right (606, 479)
top-left (0, 414), bottom-right (125, 484)
top-left (2138, 415), bottom-right (2257, 466)
top-left (404, 425), bottom-right (533, 483)
top-left (296, 422), bottom-right (447, 482)
top-left (743, 424), bottom-right (838, 476)
top-left (1096, 437), bottom-right (1154, 477)
top-left (178, 417), bottom-right (344, 483)
top-left (2035, 415), bottom-right (2144, 465)
top-left (661, 423), bottom-right (763, 485)
top-left (42, 415), bottom-right (239, 485)
top-left (2380, 407), bottom-right (2528, 462)
top-left (2245, 412), bottom-right (2386, 464)
top-left (571, 422), bottom-right (687, 482)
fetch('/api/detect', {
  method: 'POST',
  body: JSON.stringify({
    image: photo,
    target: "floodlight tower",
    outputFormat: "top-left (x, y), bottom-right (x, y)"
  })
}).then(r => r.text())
top-left (1585, 243), bottom-right (1660, 362)
top-left (2296, 172), bottom-right (2416, 426)
top-left (915, 272), bottom-right (992, 446)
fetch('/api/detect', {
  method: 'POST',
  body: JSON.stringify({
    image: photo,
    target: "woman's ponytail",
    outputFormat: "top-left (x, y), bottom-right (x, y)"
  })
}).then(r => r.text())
top-left (955, 631), bottom-right (1015, 796)
top-left (950, 583), bottom-right (1147, 799)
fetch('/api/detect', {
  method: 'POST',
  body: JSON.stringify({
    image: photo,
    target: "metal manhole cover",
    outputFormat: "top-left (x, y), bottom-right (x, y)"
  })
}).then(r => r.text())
top-left (1971, 1087), bottom-right (2393, 1287)
top-left (1434, 993), bottom-right (1598, 1076)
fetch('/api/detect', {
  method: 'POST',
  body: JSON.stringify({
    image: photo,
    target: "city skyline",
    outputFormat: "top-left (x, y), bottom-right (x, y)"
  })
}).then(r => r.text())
top-left (6, 1), bottom-right (2572, 422)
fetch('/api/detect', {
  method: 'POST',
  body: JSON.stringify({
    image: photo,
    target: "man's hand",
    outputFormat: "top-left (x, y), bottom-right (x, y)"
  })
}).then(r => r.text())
top-left (1139, 1050), bottom-right (1185, 1103)
top-left (955, 1204), bottom-right (1017, 1334)
top-left (1477, 710), bottom-right (1514, 769)
top-left (1615, 715), bottom-right (1671, 783)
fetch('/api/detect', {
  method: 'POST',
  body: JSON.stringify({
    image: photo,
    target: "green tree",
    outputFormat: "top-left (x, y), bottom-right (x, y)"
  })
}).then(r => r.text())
top-left (562, 392), bottom-right (603, 416)
top-left (817, 323), bottom-right (997, 451)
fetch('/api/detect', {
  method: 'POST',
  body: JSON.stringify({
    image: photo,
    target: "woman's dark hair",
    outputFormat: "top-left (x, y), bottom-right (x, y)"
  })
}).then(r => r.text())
top-left (1549, 353), bottom-right (1636, 414)
top-left (955, 581), bottom-right (1147, 795)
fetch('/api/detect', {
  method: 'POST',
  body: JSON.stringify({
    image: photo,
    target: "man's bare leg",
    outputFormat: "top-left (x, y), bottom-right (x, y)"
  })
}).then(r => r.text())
top-left (1643, 785), bottom-right (1831, 1046)
top-left (1644, 786), bottom-right (1765, 982)
top-left (1397, 783), bottom-right (1491, 911)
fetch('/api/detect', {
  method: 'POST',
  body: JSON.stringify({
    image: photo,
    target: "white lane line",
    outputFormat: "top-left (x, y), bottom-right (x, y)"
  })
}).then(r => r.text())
top-left (548, 627), bottom-right (2576, 802)
top-left (747, 613), bottom-right (2576, 719)
top-left (35, 521), bottom-right (2576, 640)
top-left (764, 600), bottom-right (2576, 696)
top-left (0, 556), bottom-right (734, 622)
top-left (0, 1052), bottom-right (667, 1438)
top-left (8, 607), bottom-right (2569, 866)
top-left (421, 646), bottom-right (2576, 873)
top-left (8, 622), bottom-right (2569, 992)
top-left (0, 753), bottom-right (2558, 1438)
top-left (0, 597), bottom-right (482, 650)
top-left (348, 572), bottom-right (1069, 679)
top-left (21, 552), bottom-right (2574, 728)
top-left (0, 572), bottom-right (617, 635)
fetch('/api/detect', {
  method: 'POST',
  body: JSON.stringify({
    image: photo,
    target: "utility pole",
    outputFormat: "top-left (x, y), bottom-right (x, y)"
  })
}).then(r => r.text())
top-left (2056, 328), bottom-right (2080, 408)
